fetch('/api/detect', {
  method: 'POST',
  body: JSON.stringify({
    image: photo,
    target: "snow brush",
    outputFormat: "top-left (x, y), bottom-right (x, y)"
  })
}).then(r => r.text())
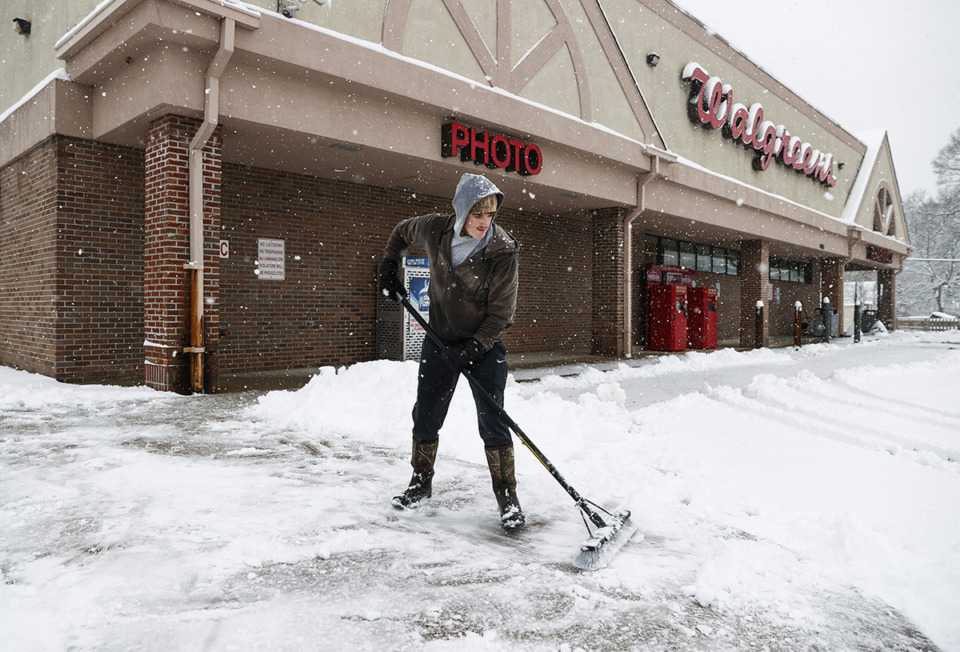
top-left (397, 295), bottom-right (637, 571)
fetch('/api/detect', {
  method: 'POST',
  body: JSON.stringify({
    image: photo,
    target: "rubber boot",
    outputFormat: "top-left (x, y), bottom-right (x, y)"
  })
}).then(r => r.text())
top-left (485, 444), bottom-right (525, 530)
top-left (392, 438), bottom-right (438, 509)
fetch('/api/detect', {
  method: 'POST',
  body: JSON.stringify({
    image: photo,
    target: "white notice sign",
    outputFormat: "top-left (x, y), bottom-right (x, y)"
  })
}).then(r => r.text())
top-left (257, 238), bottom-right (285, 280)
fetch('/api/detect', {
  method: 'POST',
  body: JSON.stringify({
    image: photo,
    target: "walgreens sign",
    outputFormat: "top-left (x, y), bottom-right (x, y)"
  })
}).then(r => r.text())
top-left (441, 122), bottom-right (542, 176)
top-left (682, 63), bottom-right (837, 187)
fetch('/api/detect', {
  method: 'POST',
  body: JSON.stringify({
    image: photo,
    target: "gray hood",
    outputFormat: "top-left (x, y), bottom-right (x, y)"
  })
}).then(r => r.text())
top-left (450, 173), bottom-right (504, 267)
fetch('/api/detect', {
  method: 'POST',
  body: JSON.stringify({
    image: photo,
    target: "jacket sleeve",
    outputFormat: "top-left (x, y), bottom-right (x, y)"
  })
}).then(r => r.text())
top-left (382, 213), bottom-right (441, 264)
top-left (473, 252), bottom-right (519, 350)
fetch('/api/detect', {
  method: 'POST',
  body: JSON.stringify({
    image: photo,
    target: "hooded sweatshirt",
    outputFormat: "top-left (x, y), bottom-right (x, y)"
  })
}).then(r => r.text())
top-left (382, 174), bottom-right (519, 350)
top-left (450, 174), bottom-right (502, 267)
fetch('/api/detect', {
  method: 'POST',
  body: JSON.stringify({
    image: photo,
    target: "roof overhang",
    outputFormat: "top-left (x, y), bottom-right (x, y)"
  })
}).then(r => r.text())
top-left (46, 0), bottom-right (655, 214)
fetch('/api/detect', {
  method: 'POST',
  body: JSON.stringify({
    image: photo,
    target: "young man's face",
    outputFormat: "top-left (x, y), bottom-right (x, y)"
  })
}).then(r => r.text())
top-left (464, 195), bottom-right (497, 239)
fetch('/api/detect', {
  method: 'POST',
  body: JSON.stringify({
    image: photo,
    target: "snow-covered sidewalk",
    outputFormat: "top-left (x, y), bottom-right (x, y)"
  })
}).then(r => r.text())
top-left (2, 331), bottom-right (959, 651)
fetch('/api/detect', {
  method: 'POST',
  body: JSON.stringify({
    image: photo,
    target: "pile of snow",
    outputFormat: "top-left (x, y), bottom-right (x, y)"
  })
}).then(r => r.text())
top-left (251, 332), bottom-right (960, 649)
top-left (2, 330), bottom-right (959, 650)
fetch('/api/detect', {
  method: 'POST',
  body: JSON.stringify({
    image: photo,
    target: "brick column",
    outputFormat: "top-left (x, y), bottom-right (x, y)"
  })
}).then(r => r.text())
top-left (144, 115), bottom-right (221, 392)
top-left (739, 239), bottom-right (770, 347)
top-left (591, 208), bottom-right (626, 356)
top-left (820, 258), bottom-right (845, 334)
top-left (877, 268), bottom-right (897, 330)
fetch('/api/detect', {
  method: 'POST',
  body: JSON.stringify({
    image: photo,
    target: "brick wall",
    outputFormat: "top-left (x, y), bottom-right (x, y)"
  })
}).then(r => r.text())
top-left (0, 139), bottom-right (58, 375)
top-left (218, 165), bottom-right (594, 374)
top-left (56, 137), bottom-right (145, 382)
top-left (0, 136), bottom-right (145, 382)
top-left (500, 212), bottom-right (592, 354)
top-left (219, 166), bottom-right (398, 373)
top-left (0, 135), bottom-right (613, 385)
top-left (739, 239), bottom-right (771, 347)
top-left (768, 274), bottom-right (821, 338)
top-left (144, 115), bottom-right (221, 392)
top-left (820, 258), bottom-right (844, 332)
top-left (878, 268), bottom-right (897, 329)
top-left (591, 208), bottom-right (626, 356)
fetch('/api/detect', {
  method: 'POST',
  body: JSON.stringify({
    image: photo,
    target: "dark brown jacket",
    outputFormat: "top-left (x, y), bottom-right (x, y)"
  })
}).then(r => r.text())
top-left (383, 212), bottom-right (519, 350)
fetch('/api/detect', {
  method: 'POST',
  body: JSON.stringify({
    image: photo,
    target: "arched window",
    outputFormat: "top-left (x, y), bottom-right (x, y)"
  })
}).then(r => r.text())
top-left (873, 185), bottom-right (896, 237)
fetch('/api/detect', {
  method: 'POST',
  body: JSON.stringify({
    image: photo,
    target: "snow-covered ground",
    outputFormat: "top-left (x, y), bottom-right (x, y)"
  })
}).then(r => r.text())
top-left (2, 330), bottom-right (958, 651)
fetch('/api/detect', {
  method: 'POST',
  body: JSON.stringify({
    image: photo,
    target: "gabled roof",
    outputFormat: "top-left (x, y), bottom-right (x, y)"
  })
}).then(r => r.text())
top-left (841, 130), bottom-right (910, 247)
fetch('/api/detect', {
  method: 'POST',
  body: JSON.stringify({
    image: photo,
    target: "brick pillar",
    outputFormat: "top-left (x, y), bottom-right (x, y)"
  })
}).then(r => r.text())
top-left (877, 268), bottom-right (897, 330)
top-left (739, 239), bottom-right (770, 347)
top-left (821, 259), bottom-right (845, 334)
top-left (144, 115), bottom-right (221, 392)
top-left (591, 208), bottom-right (626, 356)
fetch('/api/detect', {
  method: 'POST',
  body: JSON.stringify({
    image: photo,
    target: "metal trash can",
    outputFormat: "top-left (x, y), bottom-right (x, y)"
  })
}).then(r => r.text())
top-left (813, 307), bottom-right (839, 338)
top-left (376, 257), bottom-right (431, 361)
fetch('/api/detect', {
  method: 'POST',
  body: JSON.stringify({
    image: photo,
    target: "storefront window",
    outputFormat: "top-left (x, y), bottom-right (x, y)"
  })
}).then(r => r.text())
top-left (662, 238), bottom-right (679, 266)
top-left (726, 249), bottom-right (740, 276)
top-left (679, 241), bottom-right (696, 269)
top-left (769, 256), bottom-right (811, 284)
top-left (696, 244), bottom-right (712, 272)
top-left (712, 247), bottom-right (726, 274)
top-left (644, 236), bottom-right (741, 277)
top-left (642, 235), bottom-right (659, 267)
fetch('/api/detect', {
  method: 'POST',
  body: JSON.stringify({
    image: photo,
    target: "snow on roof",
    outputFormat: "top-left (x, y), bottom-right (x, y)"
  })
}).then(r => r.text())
top-left (0, 68), bottom-right (72, 125)
top-left (840, 129), bottom-right (886, 225)
top-left (55, 0), bottom-right (262, 51)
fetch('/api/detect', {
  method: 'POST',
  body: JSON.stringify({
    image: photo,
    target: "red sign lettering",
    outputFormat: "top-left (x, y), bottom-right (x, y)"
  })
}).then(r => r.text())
top-left (867, 246), bottom-right (894, 264)
top-left (441, 122), bottom-right (542, 176)
top-left (682, 63), bottom-right (838, 187)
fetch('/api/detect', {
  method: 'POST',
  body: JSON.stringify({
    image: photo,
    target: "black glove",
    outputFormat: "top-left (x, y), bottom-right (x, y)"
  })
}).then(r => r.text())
top-left (378, 259), bottom-right (407, 302)
top-left (446, 339), bottom-right (485, 370)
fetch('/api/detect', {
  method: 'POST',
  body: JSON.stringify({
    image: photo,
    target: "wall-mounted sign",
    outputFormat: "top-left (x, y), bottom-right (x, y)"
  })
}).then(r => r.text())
top-left (219, 240), bottom-right (229, 259)
top-left (867, 245), bottom-right (894, 264)
top-left (682, 63), bottom-right (838, 188)
top-left (441, 122), bottom-right (542, 176)
top-left (256, 238), bottom-right (285, 280)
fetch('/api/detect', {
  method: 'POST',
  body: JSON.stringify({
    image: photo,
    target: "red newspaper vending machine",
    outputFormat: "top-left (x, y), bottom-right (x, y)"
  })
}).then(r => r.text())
top-left (687, 286), bottom-right (718, 349)
top-left (647, 284), bottom-right (689, 351)
top-left (646, 265), bottom-right (694, 352)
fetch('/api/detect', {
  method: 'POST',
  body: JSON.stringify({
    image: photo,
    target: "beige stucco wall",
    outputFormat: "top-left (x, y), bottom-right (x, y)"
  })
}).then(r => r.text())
top-left (559, 0), bottom-right (644, 142)
top-left (385, 0), bottom-right (644, 141)
top-left (598, 0), bottom-right (864, 220)
top-left (0, 0), bottom-right (103, 111)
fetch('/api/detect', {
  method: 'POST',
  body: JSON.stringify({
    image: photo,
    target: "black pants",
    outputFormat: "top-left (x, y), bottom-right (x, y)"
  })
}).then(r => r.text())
top-left (412, 336), bottom-right (512, 448)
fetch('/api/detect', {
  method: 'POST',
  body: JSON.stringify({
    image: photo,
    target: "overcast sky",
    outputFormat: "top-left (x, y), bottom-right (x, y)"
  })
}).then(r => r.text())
top-left (671, 0), bottom-right (960, 198)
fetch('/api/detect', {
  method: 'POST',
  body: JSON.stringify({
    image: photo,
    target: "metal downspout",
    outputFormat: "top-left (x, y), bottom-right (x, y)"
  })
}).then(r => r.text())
top-left (623, 147), bottom-right (675, 358)
top-left (186, 17), bottom-right (236, 392)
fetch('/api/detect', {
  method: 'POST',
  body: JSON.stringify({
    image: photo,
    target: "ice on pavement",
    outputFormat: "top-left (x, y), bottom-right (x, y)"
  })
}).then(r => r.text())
top-left (2, 330), bottom-right (959, 651)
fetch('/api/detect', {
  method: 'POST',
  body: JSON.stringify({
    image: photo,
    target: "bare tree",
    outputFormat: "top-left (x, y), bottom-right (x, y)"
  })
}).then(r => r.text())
top-left (932, 128), bottom-right (960, 189)
top-left (899, 128), bottom-right (960, 316)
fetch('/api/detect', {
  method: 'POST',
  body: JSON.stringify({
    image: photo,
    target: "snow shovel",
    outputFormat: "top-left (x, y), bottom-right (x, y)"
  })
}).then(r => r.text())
top-left (397, 294), bottom-right (637, 571)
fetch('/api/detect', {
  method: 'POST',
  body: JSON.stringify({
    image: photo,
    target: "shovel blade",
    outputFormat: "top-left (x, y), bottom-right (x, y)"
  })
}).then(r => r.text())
top-left (572, 510), bottom-right (637, 571)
